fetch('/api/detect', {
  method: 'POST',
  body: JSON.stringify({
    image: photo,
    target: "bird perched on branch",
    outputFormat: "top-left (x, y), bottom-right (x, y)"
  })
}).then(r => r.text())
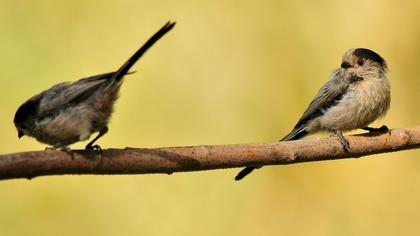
top-left (14, 21), bottom-right (176, 150)
top-left (236, 48), bottom-right (390, 180)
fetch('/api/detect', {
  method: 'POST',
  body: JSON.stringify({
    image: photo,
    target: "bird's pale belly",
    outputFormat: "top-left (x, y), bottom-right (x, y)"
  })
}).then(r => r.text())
top-left (311, 79), bottom-right (390, 132)
top-left (34, 107), bottom-right (96, 147)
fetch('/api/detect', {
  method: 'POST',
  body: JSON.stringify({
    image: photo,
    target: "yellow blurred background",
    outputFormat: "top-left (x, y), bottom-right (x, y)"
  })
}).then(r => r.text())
top-left (0, 0), bottom-right (419, 235)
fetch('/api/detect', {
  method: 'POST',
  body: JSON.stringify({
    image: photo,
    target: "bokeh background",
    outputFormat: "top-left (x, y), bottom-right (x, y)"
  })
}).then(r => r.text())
top-left (0, 0), bottom-right (419, 235)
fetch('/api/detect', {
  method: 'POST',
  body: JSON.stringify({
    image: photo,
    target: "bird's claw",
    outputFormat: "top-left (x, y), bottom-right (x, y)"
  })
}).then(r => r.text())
top-left (377, 125), bottom-right (389, 132)
top-left (331, 129), bottom-right (350, 152)
top-left (338, 136), bottom-right (350, 152)
top-left (85, 144), bottom-right (102, 153)
top-left (363, 125), bottom-right (389, 133)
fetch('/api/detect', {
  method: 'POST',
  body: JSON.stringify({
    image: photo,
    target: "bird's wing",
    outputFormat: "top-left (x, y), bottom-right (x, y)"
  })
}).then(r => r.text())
top-left (38, 72), bottom-right (115, 114)
top-left (77, 72), bottom-right (115, 82)
top-left (294, 71), bottom-right (351, 128)
top-left (280, 72), bottom-right (350, 141)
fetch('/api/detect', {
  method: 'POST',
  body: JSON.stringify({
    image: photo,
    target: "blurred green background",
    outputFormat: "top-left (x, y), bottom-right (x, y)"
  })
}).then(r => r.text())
top-left (0, 0), bottom-right (419, 235)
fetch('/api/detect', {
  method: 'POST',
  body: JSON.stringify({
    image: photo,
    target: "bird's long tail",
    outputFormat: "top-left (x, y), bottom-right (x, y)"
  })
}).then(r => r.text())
top-left (112, 21), bottom-right (176, 81)
top-left (234, 125), bottom-right (308, 181)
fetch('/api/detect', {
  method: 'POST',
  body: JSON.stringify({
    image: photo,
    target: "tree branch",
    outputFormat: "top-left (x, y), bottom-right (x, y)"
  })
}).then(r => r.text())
top-left (1, 126), bottom-right (419, 181)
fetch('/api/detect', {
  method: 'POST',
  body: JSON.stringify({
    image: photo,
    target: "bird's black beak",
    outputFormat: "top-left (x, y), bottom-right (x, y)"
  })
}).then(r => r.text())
top-left (341, 61), bottom-right (352, 69)
top-left (18, 130), bottom-right (24, 139)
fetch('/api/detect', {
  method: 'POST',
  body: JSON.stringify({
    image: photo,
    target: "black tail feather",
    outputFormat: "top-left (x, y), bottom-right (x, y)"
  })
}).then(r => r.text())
top-left (234, 126), bottom-right (308, 181)
top-left (280, 126), bottom-right (308, 141)
top-left (113, 21), bottom-right (176, 81)
top-left (235, 166), bottom-right (259, 181)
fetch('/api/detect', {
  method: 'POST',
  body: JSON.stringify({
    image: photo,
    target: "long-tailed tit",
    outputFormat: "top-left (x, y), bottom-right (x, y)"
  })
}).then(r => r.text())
top-left (236, 48), bottom-right (390, 180)
top-left (14, 22), bottom-right (176, 150)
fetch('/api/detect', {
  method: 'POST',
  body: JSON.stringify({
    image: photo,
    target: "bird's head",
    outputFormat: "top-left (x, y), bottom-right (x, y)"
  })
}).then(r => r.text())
top-left (14, 97), bottom-right (40, 139)
top-left (340, 48), bottom-right (387, 80)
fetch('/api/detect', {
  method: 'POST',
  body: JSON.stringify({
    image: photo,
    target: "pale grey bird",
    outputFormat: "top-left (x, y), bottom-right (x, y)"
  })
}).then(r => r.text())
top-left (14, 21), bottom-right (176, 150)
top-left (236, 48), bottom-right (391, 180)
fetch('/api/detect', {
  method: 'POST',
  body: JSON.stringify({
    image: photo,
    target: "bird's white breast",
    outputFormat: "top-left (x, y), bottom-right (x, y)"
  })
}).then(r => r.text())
top-left (35, 105), bottom-right (95, 147)
top-left (317, 76), bottom-right (390, 131)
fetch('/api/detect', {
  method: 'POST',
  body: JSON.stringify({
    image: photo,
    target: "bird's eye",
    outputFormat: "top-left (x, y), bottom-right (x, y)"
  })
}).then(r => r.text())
top-left (357, 59), bottom-right (364, 66)
top-left (341, 62), bottom-right (351, 69)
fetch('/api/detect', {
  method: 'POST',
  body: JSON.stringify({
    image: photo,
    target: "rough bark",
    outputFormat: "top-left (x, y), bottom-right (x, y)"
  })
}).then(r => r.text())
top-left (0, 126), bottom-right (419, 180)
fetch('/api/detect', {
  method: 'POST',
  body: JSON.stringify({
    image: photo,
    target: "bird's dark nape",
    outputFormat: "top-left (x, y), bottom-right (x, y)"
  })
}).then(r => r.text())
top-left (113, 21), bottom-right (176, 81)
top-left (353, 48), bottom-right (386, 69)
